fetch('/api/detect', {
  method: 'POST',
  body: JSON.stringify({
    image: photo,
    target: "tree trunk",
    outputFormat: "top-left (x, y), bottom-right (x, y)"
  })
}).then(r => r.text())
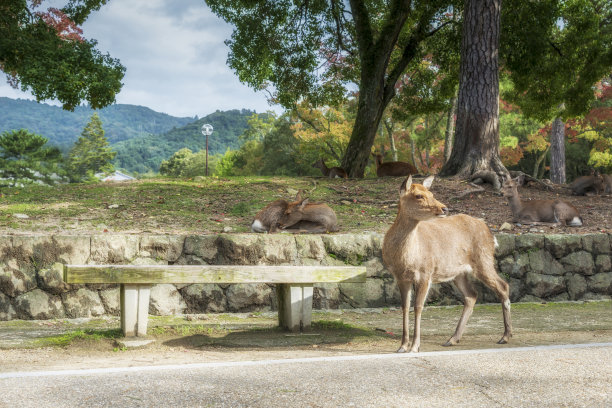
top-left (549, 117), bottom-right (566, 184)
top-left (532, 147), bottom-right (549, 179)
top-left (341, 74), bottom-right (391, 177)
top-left (439, 0), bottom-right (507, 183)
top-left (443, 95), bottom-right (457, 163)
top-left (384, 119), bottom-right (398, 161)
top-left (410, 137), bottom-right (418, 172)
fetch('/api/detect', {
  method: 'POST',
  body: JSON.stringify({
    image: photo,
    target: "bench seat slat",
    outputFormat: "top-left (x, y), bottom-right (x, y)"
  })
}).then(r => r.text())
top-left (64, 264), bottom-right (367, 284)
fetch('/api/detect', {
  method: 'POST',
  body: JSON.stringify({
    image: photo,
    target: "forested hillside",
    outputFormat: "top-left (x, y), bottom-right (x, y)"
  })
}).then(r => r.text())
top-left (112, 109), bottom-right (256, 174)
top-left (0, 97), bottom-right (195, 147)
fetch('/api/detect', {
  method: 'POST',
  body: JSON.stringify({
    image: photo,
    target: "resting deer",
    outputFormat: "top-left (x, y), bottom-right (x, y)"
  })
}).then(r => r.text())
top-left (372, 153), bottom-right (417, 177)
top-left (279, 197), bottom-right (339, 233)
top-left (570, 173), bottom-right (605, 196)
top-left (312, 159), bottom-right (348, 179)
top-left (502, 175), bottom-right (582, 226)
top-left (251, 192), bottom-right (302, 233)
top-left (382, 176), bottom-right (512, 353)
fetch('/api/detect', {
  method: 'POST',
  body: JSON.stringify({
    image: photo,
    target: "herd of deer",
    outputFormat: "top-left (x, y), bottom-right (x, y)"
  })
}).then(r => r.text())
top-left (249, 154), bottom-right (609, 353)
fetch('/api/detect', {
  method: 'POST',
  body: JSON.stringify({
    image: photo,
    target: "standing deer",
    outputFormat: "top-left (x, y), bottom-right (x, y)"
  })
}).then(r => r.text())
top-left (502, 175), bottom-right (583, 226)
top-left (372, 153), bottom-right (417, 177)
top-left (603, 174), bottom-right (612, 194)
top-left (382, 176), bottom-right (512, 353)
top-left (279, 197), bottom-right (339, 233)
top-left (251, 192), bottom-right (302, 233)
top-left (312, 159), bottom-right (348, 179)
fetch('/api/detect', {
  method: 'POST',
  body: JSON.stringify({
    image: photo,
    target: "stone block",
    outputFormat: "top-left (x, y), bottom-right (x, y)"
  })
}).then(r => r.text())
top-left (183, 235), bottom-right (219, 262)
top-left (99, 287), bottom-right (120, 315)
top-left (295, 235), bottom-right (326, 261)
top-left (61, 288), bottom-right (105, 318)
top-left (560, 251), bottom-right (595, 276)
top-left (139, 235), bottom-right (185, 262)
top-left (545, 235), bottom-right (582, 258)
top-left (528, 250), bottom-right (565, 275)
top-left (587, 273), bottom-right (612, 295)
top-left (91, 235), bottom-right (139, 263)
top-left (181, 283), bottom-right (226, 313)
top-left (339, 279), bottom-right (385, 308)
top-left (259, 235), bottom-right (298, 264)
top-left (0, 292), bottom-right (15, 320)
top-left (215, 234), bottom-right (266, 265)
top-left (515, 234), bottom-right (545, 252)
top-left (581, 234), bottom-right (610, 255)
top-left (38, 262), bottom-right (71, 295)
top-left (566, 274), bottom-right (587, 300)
top-left (225, 283), bottom-right (273, 312)
top-left (0, 264), bottom-right (37, 297)
top-left (321, 234), bottom-right (382, 265)
top-left (494, 234), bottom-right (515, 258)
top-left (149, 284), bottom-right (187, 315)
top-left (50, 235), bottom-right (91, 264)
top-left (14, 289), bottom-right (64, 319)
top-left (525, 272), bottom-right (565, 298)
top-left (595, 255), bottom-right (611, 274)
top-left (313, 283), bottom-right (341, 309)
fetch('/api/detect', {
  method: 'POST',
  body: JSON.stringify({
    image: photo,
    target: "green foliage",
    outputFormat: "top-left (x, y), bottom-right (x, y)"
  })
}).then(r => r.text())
top-left (113, 110), bottom-right (255, 174)
top-left (0, 129), bottom-right (63, 185)
top-left (159, 148), bottom-right (221, 178)
top-left (0, 0), bottom-right (124, 110)
top-left (67, 113), bottom-right (115, 181)
top-left (501, 0), bottom-right (612, 120)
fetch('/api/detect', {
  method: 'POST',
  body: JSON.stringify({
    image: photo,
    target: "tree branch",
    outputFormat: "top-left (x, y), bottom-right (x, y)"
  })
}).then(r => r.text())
top-left (348, 0), bottom-right (374, 57)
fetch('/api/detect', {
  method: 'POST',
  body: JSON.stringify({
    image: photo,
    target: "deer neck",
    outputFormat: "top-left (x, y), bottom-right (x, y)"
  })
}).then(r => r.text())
top-left (506, 191), bottom-right (524, 215)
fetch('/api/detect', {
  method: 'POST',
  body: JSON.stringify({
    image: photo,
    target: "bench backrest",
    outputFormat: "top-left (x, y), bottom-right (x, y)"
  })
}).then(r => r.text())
top-left (63, 264), bottom-right (367, 284)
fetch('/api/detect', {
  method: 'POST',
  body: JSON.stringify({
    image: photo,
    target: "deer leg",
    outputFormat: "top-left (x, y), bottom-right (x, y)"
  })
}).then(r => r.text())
top-left (396, 280), bottom-right (412, 353)
top-left (409, 279), bottom-right (431, 353)
top-left (443, 274), bottom-right (477, 346)
top-left (477, 270), bottom-right (513, 344)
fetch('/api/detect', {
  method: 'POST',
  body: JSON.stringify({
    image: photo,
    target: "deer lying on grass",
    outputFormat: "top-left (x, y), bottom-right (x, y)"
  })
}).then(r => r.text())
top-left (382, 176), bottom-right (512, 353)
top-left (279, 197), bottom-right (339, 233)
top-left (251, 192), bottom-right (302, 233)
top-left (372, 153), bottom-right (417, 177)
top-left (312, 159), bottom-right (348, 179)
top-left (570, 173), bottom-right (605, 196)
top-left (502, 175), bottom-right (583, 226)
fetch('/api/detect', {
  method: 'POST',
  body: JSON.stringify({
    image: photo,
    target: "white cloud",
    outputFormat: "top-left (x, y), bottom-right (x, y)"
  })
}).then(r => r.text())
top-left (0, 0), bottom-right (281, 118)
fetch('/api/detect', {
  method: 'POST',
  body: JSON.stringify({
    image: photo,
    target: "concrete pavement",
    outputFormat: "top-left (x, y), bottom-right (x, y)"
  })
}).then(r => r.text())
top-left (1, 343), bottom-right (610, 407)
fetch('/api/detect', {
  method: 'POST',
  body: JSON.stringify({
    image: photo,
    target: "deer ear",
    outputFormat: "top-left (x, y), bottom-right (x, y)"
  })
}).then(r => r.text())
top-left (295, 191), bottom-right (302, 201)
top-left (422, 176), bottom-right (435, 189)
top-left (400, 176), bottom-right (413, 196)
top-left (299, 198), bottom-right (309, 208)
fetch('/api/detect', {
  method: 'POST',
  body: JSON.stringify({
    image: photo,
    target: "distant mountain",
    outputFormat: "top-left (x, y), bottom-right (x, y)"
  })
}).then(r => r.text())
top-left (113, 109), bottom-right (256, 174)
top-left (0, 97), bottom-right (196, 148)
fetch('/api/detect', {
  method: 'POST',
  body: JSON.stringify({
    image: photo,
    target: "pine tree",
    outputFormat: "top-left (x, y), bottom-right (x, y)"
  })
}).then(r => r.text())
top-left (0, 129), bottom-right (62, 185)
top-left (68, 113), bottom-right (116, 181)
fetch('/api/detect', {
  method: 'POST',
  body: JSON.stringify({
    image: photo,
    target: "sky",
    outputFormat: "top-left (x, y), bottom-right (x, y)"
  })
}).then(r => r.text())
top-left (0, 0), bottom-right (281, 118)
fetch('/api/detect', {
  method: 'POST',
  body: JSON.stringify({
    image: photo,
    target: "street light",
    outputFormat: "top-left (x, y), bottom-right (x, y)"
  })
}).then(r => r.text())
top-left (201, 124), bottom-right (213, 176)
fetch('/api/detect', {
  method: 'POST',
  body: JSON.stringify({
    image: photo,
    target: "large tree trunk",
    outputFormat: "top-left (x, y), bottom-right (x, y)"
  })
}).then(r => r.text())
top-left (384, 118), bottom-right (398, 161)
top-left (549, 117), bottom-right (566, 184)
top-left (439, 0), bottom-right (507, 182)
top-left (341, 69), bottom-right (392, 178)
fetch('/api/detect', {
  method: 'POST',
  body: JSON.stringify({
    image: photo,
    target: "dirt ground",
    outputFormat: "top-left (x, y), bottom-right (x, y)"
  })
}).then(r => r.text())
top-left (1, 302), bottom-right (610, 372)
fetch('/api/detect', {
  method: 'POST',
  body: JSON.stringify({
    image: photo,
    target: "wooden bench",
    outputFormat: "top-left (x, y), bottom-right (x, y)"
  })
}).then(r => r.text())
top-left (63, 264), bottom-right (366, 337)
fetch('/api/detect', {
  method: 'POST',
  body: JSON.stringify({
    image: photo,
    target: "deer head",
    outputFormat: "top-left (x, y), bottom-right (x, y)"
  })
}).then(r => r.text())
top-left (398, 176), bottom-right (448, 221)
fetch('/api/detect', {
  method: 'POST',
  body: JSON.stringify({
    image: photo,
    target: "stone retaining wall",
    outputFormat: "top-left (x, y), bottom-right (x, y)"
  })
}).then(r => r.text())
top-left (0, 233), bottom-right (610, 320)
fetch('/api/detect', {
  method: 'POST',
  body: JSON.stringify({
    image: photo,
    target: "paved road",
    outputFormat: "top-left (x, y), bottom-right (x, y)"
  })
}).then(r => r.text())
top-left (1, 343), bottom-right (610, 408)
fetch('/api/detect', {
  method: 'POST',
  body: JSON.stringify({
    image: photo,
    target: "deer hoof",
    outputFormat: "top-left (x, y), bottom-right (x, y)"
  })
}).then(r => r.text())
top-left (443, 338), bottom-right (458, 347)
top-left (497, 338), bottom-right (508, 344)
top-left (396, 346), bottom-right (408, 353)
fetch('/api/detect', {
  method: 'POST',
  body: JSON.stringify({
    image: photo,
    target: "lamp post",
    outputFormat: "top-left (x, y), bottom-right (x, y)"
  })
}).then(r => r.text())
top-left (201, 124), bottom-right (213, 176)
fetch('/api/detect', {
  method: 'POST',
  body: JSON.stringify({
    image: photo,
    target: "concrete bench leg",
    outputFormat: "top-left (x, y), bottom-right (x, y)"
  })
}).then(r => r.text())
top-left (120, 284), bottom-right (151, 337)
top-left (277, 284), bottom-right (314, 332)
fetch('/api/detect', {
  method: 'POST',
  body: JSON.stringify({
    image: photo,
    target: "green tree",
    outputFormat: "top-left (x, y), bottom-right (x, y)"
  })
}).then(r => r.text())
top-left (206, 0), bottom-right (461, 177)
top-left (501, 0), bottom-right (612, 183)
top-left (68, 113), bottom-right (116, 180)
top-left (0, 0), bottom-right (124, 110)
top-left (0, 129), bottom-right (63, 185)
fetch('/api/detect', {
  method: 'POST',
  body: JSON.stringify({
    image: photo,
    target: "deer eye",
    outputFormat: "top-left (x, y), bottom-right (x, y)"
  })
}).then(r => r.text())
top-left (414, 194), bottom-right (424, 200)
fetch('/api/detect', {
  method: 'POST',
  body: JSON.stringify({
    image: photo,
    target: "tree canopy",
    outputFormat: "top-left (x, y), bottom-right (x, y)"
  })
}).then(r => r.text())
top-left (67, 113), bottom-right (115, 180)
top-left (0, 0), bottom-right (124, 110)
